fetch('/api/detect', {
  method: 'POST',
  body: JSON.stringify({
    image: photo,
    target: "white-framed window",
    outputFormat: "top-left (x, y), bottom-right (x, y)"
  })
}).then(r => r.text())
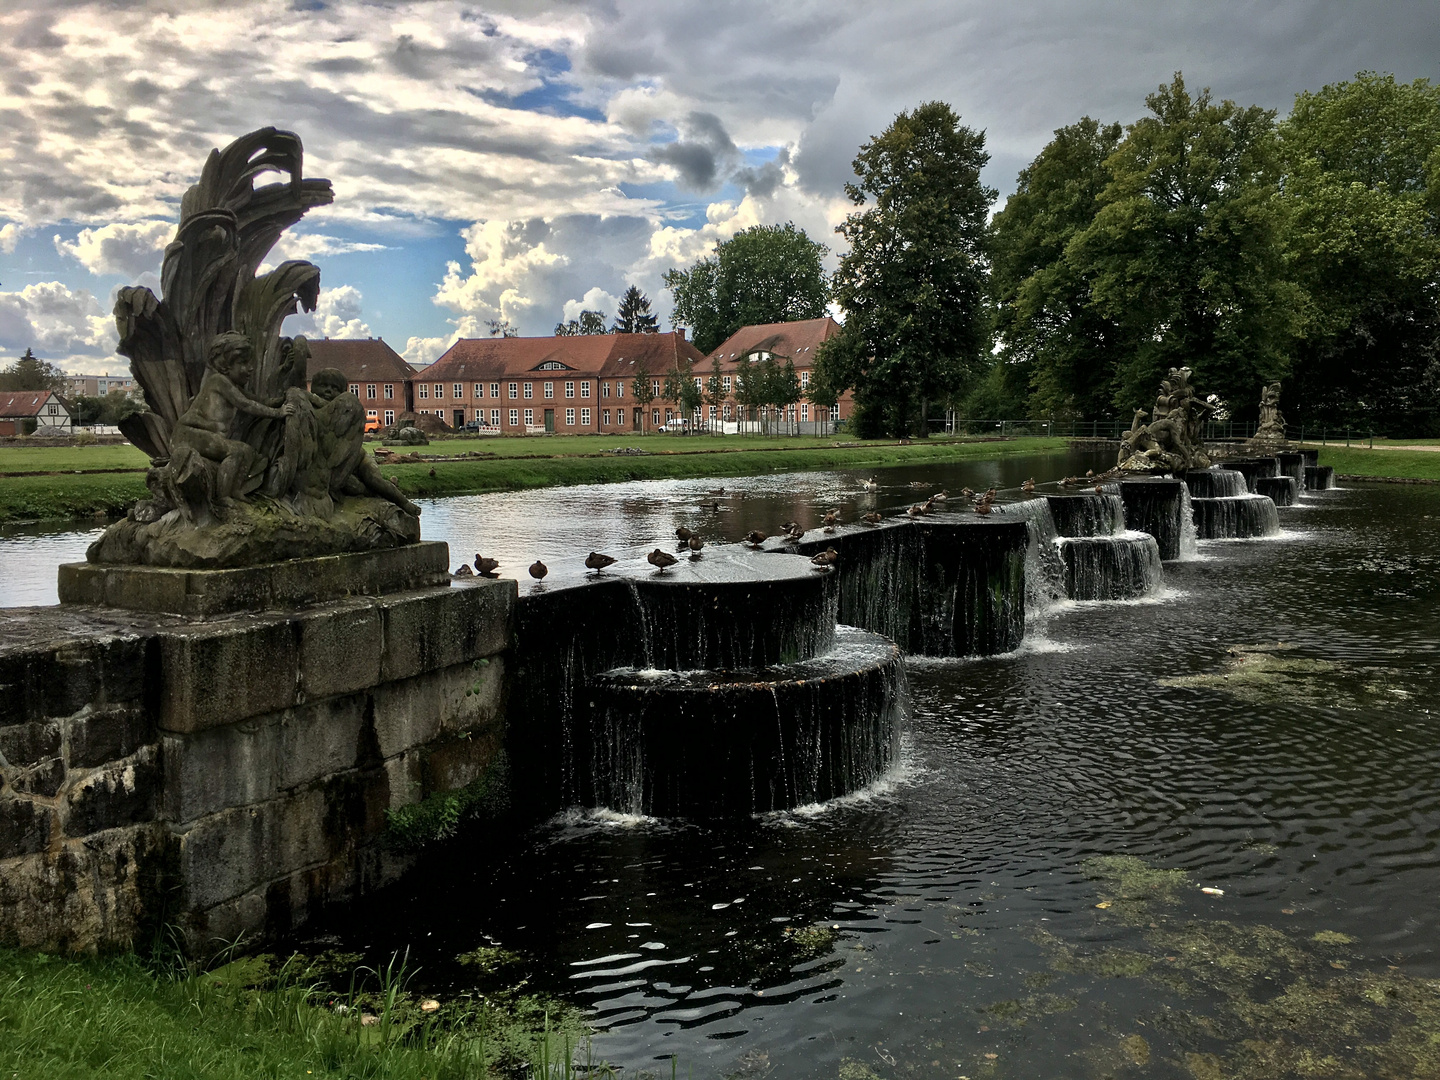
top-left (366, 384), bottom-right (377, 399)
top-left (366, 409), bottom-right (378, 419)
top-left (722, 375), bottom-right (732, 392)
top-left (580, 408), bottom-right (590, 426)
top-left (651, 380), bottom-right (660, 397)
top-left (617, 409), bottom-right (627, 427)
top-left (694, 376), bottom-right (703, 390)
top-left (48, 404), bottom-right (59, 415)
top-left (474, 383), bottom-right (484, 398)
top-left (349, 383), bottom-right (360, 396)
top-left (508, 383), bottom-right (518, 399)
top-left (723, 403), bottom-right (732, 419)
top-left (508, 408), bottom-right (519, 426)
top-left (490, 383), bottom-right (500, 397)
top-left (544, 382), bottom-right (554, 398)
top-left (616, 381), bottom-right (625, 398)
top-left (801, 403), bottom-right (809, 421)
top-left (651, 408), bottom-right (660, 425)
top-left (708, 405), bottom-right (716, 420)
top-left (580, 381), bottom-right (590, 398)
top-left (383, 410), bottom-right (394, 426)
top-left (417, 383), bottom-right (428, 399)
top-left (602, 409), bottom-right (610, 426)
top-left (564, 381), bottom-right (575, 399)
top-left (453, 383), bottom-right (463, 399)
top-left (524, 408), bottom-right (534, 425)
top-left (434, 383), bottom-right (443, 399)
top-left (602, 382), bottom-right (611, 398)
top-left (489, 409), bottom-right (499, 426)
top-left (523, 382), bottom-right (533, 399)
top-left (565, 408), bottom-right (575, 426)
top-left (384, 383), bottom-right (394, 399)
top-left (800, 371), bottom-right (810, 387)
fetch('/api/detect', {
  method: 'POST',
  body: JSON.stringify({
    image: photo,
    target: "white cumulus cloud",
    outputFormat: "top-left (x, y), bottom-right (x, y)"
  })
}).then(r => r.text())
top-left (54, 221), bottom-right (173, 277)
top-left (282, 285), bottom-right (372, 340)
top-left (0, 281), bottom-right (115, 359)
top-left (0, 223), bottom-right (22, 254)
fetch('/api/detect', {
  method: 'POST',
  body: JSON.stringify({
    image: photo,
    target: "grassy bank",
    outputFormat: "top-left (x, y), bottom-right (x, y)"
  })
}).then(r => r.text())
top-left (0, 946), bottom-right (592, 1080)
top-left (0, 435), bottom-right (1070, 525)
top-left (1309, 444), bottom-right (1440, 482)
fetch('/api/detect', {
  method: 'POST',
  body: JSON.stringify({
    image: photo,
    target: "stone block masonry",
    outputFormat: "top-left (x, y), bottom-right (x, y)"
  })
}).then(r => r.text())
top-left (0, 576), bottom-right (514, 953)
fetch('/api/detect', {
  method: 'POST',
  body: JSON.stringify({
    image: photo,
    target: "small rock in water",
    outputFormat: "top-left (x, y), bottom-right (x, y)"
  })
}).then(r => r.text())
top-left (420, 999), bottom-right (440, 1012)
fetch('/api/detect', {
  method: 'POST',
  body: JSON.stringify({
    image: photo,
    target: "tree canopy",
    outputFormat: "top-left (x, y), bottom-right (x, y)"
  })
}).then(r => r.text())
top-left (0, 349), bottom-right (68, 393)
top-left (664, 222), bottom-right (829, 354)
top-left (613, 286), bottom-right (658, 334)
top-left (819, 101), bottom-right (995, 436)
top-left (554, 309), bottom-right (608, 336)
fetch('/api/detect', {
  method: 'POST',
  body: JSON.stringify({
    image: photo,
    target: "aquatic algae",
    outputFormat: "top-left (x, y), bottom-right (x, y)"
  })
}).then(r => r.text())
top-left (979, 992), bottom-right (1078, 1027)
top-left (1082, 853), bottom-right (1191, 914)
top-left (1313, 931), bottom-right (1357, 946)
top-left (785, 924), bottom-right (840, 959)
top-left (837, 1058), bottom-right (884, 1080)
top-left (1158, 646), bottom-right (1347, 706)
top-left (1120, 1034), bottom-right (1151, 1065)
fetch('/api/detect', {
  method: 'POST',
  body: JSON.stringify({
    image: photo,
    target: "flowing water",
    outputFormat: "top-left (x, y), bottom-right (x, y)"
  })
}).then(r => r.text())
top-left (6, 454), bottom-right (1439, 1077)
top-left (322, 476), bottom-right (1440, 1080)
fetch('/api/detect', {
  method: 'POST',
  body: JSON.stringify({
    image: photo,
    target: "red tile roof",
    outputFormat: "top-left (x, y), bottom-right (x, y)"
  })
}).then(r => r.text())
top-left (425, 332), bottom-right (706, 381)
top-left (0, 390), bottom-right (66, 417)
top-left (707, 317), bottom-right (842, 367)
top-left (305, 338), bottom-right (415, 383)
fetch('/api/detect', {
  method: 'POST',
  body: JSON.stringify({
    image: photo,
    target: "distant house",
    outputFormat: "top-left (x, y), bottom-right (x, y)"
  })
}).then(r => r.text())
top-left (706, 317), bottom-right (852, 432)
top-left (423, 331), bottom-right (707, 434)
top-left (0, 391), bottom-right (72, 435)
top-left (67, 374), bottom-right (137, 398)
top-left (305, 338), bottom-right (417, 431)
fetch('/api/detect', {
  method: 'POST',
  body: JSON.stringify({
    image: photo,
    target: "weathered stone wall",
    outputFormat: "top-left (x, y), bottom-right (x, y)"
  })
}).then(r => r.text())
top-left (0, 578), bottom-right (514, 953)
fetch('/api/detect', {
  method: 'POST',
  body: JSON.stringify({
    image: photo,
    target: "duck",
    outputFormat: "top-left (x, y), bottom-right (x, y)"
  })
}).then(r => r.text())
top-left (862, 511), bottom-right (883, 525)
top-left (781, 521), bottom-right (800, 534)
top-left (823, 509), bottom-right (840, 531)
top-left (960, 487), bottom-right (975, 498)
top-left (785, 522), bottom-right (805, 541)
top-left (906, 503), bottom-right (927, 517)
top-left (745, 530), bottom-right (768, 547)
top-left (1020, 477), bottom-right (1036, 493)
top-left (584, 551), bottom-right (617, 574)
top-left (908, 481), bottom-right (929, 489)
top-left (528, 560), bottom-right (548, 580)
top-left (647, 548), bottom-right (678, 572)
top-left (974, 500), bottom-right (993, 515)
top-left (860, 478), bottom-right (879, 491)
top-left (811, 547), bottom-right (839, 570)
top-left (688, 535), bottom-right (705, 557)
top-left (474, 555), bottom-right (500, 577)
top-left (707, 487), bottom-right (726, 496)
top-left (930, 490), bottom-right (947, 501)
top-left (1085, 469), bottom-right (1095, 478)
top-left (676, 526), bottom-right (693, 543)
top-left (700, 501), bottom-right (721, 512)
top-left (453, 563), bottom-right (474, 577)
top-left (428, 467), bottom-right (436, 478)
top-left (1094, 483), bottom-right (1104, 495)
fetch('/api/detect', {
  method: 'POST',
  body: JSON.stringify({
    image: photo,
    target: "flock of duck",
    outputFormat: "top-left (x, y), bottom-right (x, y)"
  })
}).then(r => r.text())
top-left (447, 473), bottom-right (1053, 584)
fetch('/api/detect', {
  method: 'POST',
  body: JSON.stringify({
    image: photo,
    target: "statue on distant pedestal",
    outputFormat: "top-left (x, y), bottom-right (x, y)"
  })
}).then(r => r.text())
top-left (1117, 366), bottom-right (1213, 472)
top-left (1248, 382), bottom-right (1286, 448)
top-left (87, 129), bottom-right (422, 568)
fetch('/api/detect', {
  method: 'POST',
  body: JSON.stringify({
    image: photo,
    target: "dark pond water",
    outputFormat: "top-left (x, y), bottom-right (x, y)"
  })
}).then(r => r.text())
top-left (324, 472), bottom-right (1440, 1079)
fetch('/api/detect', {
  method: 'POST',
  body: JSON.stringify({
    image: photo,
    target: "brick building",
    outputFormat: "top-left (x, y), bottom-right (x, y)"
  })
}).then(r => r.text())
top-left (704, 316), bottom-right (853, 432)
top-left (66, 374), bottom-right (137, 398)
top-left (305, 338), bottom-right (416, 430)
top-left (422, 331), bottom-right (707, 434)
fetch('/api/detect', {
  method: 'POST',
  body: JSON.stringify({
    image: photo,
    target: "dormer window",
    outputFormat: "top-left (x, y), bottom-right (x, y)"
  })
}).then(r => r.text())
top-left (536, 361), bottom-right (567, 371)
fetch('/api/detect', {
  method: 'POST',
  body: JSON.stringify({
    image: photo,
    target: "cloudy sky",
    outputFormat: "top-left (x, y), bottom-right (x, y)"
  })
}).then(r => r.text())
top-left (0, 0), bottom-right (1435, 374)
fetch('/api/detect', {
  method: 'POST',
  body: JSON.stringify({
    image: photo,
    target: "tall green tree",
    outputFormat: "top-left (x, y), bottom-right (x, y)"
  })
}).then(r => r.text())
top-left (0, 349), bottom-right (67, 393)
top-left (664, 223), bottom-right (830, 354)
top-left (820, 101), bottom-right (995, 437)
top-left (630, 360), bottom-right (656, 432)
top-left (804, 361), bottom-right (841, 434)
top-left (988, 117), bottom-right (1126, 420)
top-left (1071, 74), bottom-right (1301, 415)
top-left (1280, 72), bottom-right (1440, 433)
top-left (612, 286), bottom-right (658, 334)
top-left (554, 309), bottom-right (608, 336)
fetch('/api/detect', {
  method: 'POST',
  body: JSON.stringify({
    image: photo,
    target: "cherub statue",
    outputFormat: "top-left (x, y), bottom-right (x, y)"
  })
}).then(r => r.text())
top-left (168, 332), bottom-right (291, 518)
top-left (269, 368), bottom-right (419, 519)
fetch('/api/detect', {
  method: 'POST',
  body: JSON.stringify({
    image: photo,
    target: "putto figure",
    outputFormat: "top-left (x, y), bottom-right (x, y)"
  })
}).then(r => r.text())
top-left (87, 129), bottom-right (422, 567)
top-left (1117, 366), bottom-right (1213, 472)
top-left (1248, 382), bottom-right (1287, 448)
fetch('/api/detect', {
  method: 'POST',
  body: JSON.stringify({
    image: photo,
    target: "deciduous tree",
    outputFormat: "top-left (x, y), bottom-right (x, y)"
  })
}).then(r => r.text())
top-left (823, 102), bottom-right (995, 437)
top-left (554, 310), bottom-right (608, 336)
top-left (0, 349), bottom-right (67, 393)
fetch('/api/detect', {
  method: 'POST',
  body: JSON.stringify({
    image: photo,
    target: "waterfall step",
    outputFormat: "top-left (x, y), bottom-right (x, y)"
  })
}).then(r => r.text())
top-left (1191, 494), bottom-right (1281, 539)
top-left (1044, 492), bottom-right (1127, 537)
top-left (1057, 533), bottom-right (1164, 601)
top-left (1216, 457), bottom-right (1280, 493)
top-left (1306, 465), bottom-right (1336, 490)
top-left (1183, 468), bottom-right (1249, 499)
top-left (581, 627), bottom-right (904, 817)
top-left (1255, 475), bottom-right (1298, 506)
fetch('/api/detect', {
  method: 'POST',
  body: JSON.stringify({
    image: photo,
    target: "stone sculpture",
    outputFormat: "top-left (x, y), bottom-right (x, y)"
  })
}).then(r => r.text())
top-left (86, 128), bottom-right (421, 568)
top-left (1247, 382), bottom-right (1286, 447)
top-left (1117, 366), bottom-right (1213, 472)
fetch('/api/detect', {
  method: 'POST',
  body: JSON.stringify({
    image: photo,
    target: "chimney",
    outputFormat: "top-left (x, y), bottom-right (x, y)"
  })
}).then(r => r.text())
top-left (674, 327), bottom-right (685, 340)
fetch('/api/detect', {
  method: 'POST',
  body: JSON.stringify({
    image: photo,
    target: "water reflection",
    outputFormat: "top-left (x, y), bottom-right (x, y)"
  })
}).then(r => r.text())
top-left (325, 480), bottom-right (1440, 1078)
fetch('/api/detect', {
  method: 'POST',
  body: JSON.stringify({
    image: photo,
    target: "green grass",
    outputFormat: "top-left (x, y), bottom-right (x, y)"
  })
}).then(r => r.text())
top-left (0, 435), bottom-right (1069, 524)
top-left (0, 946), bottom-right (599, 1080)
top-left (1308, 444), bottom-right (1440, 482)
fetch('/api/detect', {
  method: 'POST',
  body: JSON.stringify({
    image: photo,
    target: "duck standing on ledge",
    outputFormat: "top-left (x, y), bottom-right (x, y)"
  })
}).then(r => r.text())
top-left (1021, 477), bottom-right (1036, 494)
top-left (745, 530), bottom-right (768, 547)
top-left (474, 555), bottom-right (500, 577)
top-left (528, 560), bottom-right (548, 580)
top-left (676, 526), bottom-right (693, 544)
top-left (585, 552), bottom-right (617, 574)
top-left (648, 548), bottom-right (678, 572)
top-left (862, 511), bottom-right (882, 525)
top-left (811, 547), bottom-right (839, 570)
top-left (823, 509), bottom-right (840, 531)
top-left (688, 535), bottom-right (705, 557)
